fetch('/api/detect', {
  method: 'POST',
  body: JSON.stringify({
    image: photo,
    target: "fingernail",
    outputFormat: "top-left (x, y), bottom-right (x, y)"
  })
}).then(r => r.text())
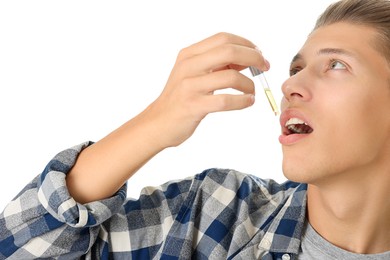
top-left (255, 46), bottom-right (270, 70)
top-left (250, 94), bottom-right (255, 104)
top-left (264, 59), bottom-right (270, 70)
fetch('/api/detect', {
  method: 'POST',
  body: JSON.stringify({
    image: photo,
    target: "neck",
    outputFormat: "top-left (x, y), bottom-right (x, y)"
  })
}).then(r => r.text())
top-left (307, 166), bottom-right (390, 254)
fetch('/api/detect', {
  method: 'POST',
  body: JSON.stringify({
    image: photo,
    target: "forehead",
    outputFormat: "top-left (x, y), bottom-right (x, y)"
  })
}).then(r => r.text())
top-left (294, 22), bottom-right (386, 67)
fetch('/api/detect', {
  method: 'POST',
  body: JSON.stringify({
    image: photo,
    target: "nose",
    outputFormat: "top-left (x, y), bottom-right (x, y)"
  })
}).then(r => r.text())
top-left (281, 73), bottom-right (312, 104)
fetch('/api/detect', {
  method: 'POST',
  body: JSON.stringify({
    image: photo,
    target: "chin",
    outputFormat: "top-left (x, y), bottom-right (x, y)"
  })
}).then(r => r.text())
top-left (283, 169), bottom-right (306, 183)
top-left (281, 157), bottom-right (314, 183)
top-left (282, 156), bottom-right (339, 185)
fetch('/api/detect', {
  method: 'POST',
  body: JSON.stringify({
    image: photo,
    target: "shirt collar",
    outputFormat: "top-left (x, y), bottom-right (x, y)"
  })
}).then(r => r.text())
top-left (258, 183), bottom-right (308, 255)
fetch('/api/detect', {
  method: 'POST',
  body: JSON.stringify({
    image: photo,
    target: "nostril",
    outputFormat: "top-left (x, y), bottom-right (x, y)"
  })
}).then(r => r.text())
top-left (282, 90), bottom-right (303, 102)
top-left (290, 92), bottom-right (304, 98)
top-left (282, 83), bottom-right (310, 102)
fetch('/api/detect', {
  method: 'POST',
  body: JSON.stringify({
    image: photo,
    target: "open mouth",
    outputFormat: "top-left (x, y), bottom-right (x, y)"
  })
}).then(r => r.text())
top-left (284, 118), bottom-right (314, 135)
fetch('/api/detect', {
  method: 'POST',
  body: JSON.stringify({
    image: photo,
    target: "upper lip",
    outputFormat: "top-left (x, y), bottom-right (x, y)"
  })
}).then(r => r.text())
top-left (280, 109), bottom-right (313, 135)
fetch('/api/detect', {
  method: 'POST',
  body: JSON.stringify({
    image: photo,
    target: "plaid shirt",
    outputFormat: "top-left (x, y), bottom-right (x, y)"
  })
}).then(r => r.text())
top-left (0, 142), bottom-right (307, 260)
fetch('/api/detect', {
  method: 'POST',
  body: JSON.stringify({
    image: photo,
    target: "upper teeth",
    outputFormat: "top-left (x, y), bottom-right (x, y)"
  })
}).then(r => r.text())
top-left (285, 118), bottom-right (307, 127)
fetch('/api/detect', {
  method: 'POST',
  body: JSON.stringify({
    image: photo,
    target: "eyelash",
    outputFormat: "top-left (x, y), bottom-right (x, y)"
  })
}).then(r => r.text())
top-left (289, 67), bottom-right (301, 76)
top-left (329, 59), bottom-right (346, 70)
top-left (289, 59), bottom-right (347, 76)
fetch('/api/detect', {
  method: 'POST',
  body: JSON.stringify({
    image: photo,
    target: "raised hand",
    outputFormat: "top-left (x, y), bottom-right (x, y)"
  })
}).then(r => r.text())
top-left (145, 32), bottom-right (270, 148)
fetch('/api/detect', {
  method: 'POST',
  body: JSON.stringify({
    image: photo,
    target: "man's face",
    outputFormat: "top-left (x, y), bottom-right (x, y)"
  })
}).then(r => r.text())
top-left (279, 22), bottom-right (390, 184)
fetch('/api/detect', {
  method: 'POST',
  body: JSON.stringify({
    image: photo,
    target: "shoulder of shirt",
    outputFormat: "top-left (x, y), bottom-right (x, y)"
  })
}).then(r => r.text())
top-left (193, 168), bottom-right (303, 200)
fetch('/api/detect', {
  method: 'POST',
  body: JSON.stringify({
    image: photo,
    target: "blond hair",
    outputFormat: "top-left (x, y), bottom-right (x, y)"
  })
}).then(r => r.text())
top-left (314, 0), bottom-right (390, 63)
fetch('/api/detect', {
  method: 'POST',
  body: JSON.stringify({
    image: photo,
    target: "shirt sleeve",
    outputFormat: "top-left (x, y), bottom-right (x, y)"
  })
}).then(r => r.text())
top-left (0, 141), bottom-right (127, 259)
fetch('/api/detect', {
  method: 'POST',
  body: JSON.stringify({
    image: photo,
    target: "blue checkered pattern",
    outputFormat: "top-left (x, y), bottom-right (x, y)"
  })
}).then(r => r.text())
top-left (0, 142), bottom-right (308, 259)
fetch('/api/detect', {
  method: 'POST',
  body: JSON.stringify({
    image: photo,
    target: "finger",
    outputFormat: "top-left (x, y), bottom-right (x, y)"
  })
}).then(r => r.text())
top-left (201, 93), bottom-right (255, 113)
top-left (180, 43), bottom-right (268, 76)
top-left (190, 69), bottom-right (255, 95)
top-left (177, 32), bottom-right (257, 61)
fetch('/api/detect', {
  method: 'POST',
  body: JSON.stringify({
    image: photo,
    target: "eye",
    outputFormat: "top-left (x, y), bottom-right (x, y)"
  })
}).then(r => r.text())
top-left (289, 66), bottom-right (302, 76)
top-left (329, 60), bottom-right (346, 70)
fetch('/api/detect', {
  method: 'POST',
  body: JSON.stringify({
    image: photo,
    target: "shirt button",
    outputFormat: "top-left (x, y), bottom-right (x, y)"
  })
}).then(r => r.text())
top-left (282, 253), bottom-right (290, 260)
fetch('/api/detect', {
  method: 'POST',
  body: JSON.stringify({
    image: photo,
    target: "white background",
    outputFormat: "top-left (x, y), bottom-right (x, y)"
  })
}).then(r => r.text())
top-left (0, 0), bottom-right (336, 209)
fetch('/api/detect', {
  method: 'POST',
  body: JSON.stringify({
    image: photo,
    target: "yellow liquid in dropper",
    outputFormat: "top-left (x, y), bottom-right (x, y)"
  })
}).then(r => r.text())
top-left (264, 88), bottom-right (279, 116)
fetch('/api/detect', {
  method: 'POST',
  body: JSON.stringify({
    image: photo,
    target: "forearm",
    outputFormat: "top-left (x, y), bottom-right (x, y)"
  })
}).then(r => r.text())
top-left (66, 106), bottom-right (166, 204)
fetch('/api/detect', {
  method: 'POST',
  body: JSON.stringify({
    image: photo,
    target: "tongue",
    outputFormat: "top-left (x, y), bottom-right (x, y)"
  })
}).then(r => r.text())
top-left (296, 124), bottom-right (313, 134)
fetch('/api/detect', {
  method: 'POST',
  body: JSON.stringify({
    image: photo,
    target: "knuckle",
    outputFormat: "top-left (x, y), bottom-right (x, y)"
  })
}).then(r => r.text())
top-left (225, 69), bottom-right (241, 85)
top-left (216, 96), bottom-right (230, 110)
top-left (221, 44), bottom-right (238, 59)
top-left (177, 47), bottom-right (190, 61)
top-left (215, 32), bottom-right (235, 44)
top-left (173, 58), bottom-right (189, 75)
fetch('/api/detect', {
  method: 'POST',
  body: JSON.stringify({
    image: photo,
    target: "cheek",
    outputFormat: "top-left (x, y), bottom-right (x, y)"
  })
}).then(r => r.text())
top-left (321, 90), bottom-right (387, 164)
top-left (280, 97), bottom-right (288, 111)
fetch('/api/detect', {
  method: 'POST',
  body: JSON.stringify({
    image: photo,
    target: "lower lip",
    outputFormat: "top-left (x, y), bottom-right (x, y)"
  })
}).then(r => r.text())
top-left (278, 133), bottom-right (311, 145)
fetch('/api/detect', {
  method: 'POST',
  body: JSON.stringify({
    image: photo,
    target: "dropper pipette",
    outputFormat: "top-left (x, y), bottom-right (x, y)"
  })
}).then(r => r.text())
top-left (249, 66), bottom-right (279, 116)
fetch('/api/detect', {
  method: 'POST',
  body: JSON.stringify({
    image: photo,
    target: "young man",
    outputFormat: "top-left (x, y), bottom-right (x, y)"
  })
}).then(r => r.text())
top-left (1, 0), bottom-right (390, 259)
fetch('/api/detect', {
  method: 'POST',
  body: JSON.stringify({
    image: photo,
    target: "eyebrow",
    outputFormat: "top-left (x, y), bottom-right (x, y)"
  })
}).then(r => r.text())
top-left (290, 48), bottom-right (357, 66)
